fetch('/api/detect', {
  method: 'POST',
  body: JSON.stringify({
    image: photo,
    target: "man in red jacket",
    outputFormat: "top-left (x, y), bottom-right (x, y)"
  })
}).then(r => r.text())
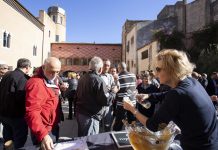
top-left (25, 57), bottom-right (62, 150)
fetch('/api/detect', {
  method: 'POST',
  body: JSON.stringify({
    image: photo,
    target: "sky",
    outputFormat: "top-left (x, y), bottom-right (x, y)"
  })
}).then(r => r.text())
top-left (19, 0), bottom-right (194, 43)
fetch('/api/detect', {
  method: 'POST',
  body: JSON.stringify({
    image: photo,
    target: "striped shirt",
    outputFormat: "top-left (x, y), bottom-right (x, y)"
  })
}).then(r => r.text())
top-left (116, 71), bottom-right (137, 106)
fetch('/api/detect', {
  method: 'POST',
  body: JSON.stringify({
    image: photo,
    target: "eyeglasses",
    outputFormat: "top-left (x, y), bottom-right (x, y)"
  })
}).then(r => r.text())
top-left (155, 67), bottom-right (162, 72)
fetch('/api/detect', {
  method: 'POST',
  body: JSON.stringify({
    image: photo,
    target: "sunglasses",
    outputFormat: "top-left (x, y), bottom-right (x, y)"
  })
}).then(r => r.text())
top-left (155, 67), bottom-right (162, 72)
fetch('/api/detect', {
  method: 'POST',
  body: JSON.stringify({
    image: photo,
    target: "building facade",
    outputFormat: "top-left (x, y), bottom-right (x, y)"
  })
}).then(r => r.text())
top-left (0, 0), bottom-right (66, 70)
top-left (122, 0), bottom-right (218, 74)
top-left (51, 43), bottom-right (122, 72)
top-left (137, 41), bottom-right (160, 74)
top-left (122, 20), bottom-right (152, 73)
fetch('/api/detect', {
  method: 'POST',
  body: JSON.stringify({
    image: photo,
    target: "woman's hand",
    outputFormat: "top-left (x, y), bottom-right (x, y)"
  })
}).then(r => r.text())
top-left (211, 95), bottom-right (218, 102)
top-left (123, 98), bottom-right (135, 112)
top-left (136, 94), bottom-right (149, 103)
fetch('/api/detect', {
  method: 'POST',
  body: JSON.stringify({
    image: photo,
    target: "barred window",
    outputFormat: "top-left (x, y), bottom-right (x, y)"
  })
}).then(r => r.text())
top-left (141, 50), bottom-right (148, 60)
top-left (59, 58), bottom-right (66, 65)
top-left (3, 32), bottom-right (7, 47)
top-left (66, 58), bottom-right (72, 66)
top-left (33, 45), bottom-right (37, 56)
top-left (81, 58), bottom-right (88, 66)
top-left (73, 58), bottom-right (80, 65)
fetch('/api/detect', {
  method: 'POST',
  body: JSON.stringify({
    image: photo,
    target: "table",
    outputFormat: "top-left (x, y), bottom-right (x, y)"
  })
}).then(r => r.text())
top-left (23, 131), bottom-right (182, 150)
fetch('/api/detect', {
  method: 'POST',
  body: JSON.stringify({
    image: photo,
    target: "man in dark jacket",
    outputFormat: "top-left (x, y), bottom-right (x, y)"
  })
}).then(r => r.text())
top-left (206, 72), bottom-right (218, 96)
top-left (75, 56), bottom-right (118, 137)
top-left (0, 58), bottom-right (31, 149)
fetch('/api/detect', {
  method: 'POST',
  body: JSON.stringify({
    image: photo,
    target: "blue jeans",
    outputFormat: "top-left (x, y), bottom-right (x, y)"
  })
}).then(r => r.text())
top-left (76, 113), bottom-right (99, 137)
top-left (102, 106), bottom-right (113, 131)
top-left (0, 116), bottom-right (28, 149)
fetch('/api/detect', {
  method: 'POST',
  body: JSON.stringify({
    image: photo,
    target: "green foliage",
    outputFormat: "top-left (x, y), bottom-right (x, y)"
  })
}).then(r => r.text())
top-left (189, 23), bottom-right (218, 74)
top-left (152, 23), bottom-right (218, 74)
top-left (197, 52), bottom-right (218, 73)
top-left (153, 30), bottom-right (185, 50)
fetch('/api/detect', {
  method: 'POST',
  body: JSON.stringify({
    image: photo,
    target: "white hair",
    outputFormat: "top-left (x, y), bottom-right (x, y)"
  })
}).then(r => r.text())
top-left (119, 62), bottom-right (127, 71)
top-left (89, 56), bottom-right (103, 73)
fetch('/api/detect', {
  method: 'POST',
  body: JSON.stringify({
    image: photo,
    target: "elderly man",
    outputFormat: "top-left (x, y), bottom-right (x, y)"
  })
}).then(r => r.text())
top-left (100, 59), bottom-right (116, 131)
top-left (0, 58), bottom-right (31, 149)
top-left (0, 62), bottom-right (9, 141)
top-left (75, 56), bottom-right (118, 137)
top-left (25, 57), bottom-right (62, 150)
top-left (0, 63), bottom-right (9, 82)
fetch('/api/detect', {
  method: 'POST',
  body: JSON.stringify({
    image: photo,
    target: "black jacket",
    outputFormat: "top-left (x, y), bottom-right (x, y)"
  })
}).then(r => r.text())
top-left (65, 78), bottom-right (78, 99)
top-left (0, 68), bottom-right (30, 117)
top-left (75, 71), bottom-right (116, 121)
top-left (206, 77), bottom-right (217, 96)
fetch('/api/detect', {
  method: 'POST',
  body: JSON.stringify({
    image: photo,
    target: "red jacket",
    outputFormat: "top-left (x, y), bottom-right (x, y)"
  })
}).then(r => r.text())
top-left (25, 68), bottom-right (60, 142)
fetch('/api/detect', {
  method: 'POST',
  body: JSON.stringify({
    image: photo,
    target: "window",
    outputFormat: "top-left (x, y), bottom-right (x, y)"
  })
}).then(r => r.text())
top-left (53, 15), bottom-right (56, 23)
top-left (81, 58), bottom-right (88, 66)
top-left (3, 32), bottom-right (7, 47)
top-left (88, 58), bottom-right (92, 63)
top-left (55, 35), bottom-right (59, 42)
top-left (131, 36), bottom-right (134, 45)
top-left (141, 50), bottom-right (149, 60)
top-left (6, 34), bottom-right (11, 48)
top-left (33, 45), bottom-right (37, 56)
top-left (3, 32), bottom-right (11, 48)
top-left (126, 41), bottom-right (130, 52)
top-left (66, 58), bottom-right (72, 66)
top-left (59, 58), bottom-right (66, 65)
top-left (73, 58), bottom-right (80, 65)
top-left (60, 17), bottom-right (63, 24)
top-left (131, 60), bottom-right (134, 67)
top-left (49, 30), bottom-right (51, 37)
top-left (127, 60), bottom-right (130, 71)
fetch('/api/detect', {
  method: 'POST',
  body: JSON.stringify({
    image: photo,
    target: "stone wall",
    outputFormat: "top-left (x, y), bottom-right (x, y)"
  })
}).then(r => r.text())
top-left (212, 0), bottom-right (218, 22)
top-left (186, 0), bottom-right (210, 33)
top-left (136, 17), bottom-right (177, 49)
top-left (157, 5), bottom-right (176, 19)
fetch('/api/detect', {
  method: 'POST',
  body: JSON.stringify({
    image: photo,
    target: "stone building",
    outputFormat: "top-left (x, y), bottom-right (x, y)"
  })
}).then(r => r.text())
top-left (51, 43), bottom-right (122, 72)
top-left (122, 18), bottom-right (176, 74)
top-left (157, 1), bottom-right (185, 32)
top-left (122, 20), bottom-right (152, 73)
top-left (158, 0), bottom-right (218, 33)
top-left (137, 41), bottom-right (160, 74)
top-left (122, 0), bottom-right (218, 74)
top-left (0, 0), bottom-right (66, 70)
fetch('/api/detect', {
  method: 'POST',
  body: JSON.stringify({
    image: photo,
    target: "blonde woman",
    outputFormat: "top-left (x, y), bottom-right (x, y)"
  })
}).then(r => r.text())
top-left (123, 49), bottom-right (218, 150)
top-left (65, 72), bottom-right (78, 119)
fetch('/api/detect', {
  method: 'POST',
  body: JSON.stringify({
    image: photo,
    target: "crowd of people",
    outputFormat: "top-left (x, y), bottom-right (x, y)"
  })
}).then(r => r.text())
top-left (0, 49), bottom-right (218, 150)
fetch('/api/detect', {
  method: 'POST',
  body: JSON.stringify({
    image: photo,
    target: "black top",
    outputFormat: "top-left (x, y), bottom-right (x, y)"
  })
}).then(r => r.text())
top-left (206, 77), bottom-right (218, 96)
top-left (75, 71), bottom-right (116, 121)
top-left (146, 77), bottom-right (218, 150)
top-left (0, 68), bottom-right (30, 117)
top-left (65, 78), bottom-right (78, 99)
